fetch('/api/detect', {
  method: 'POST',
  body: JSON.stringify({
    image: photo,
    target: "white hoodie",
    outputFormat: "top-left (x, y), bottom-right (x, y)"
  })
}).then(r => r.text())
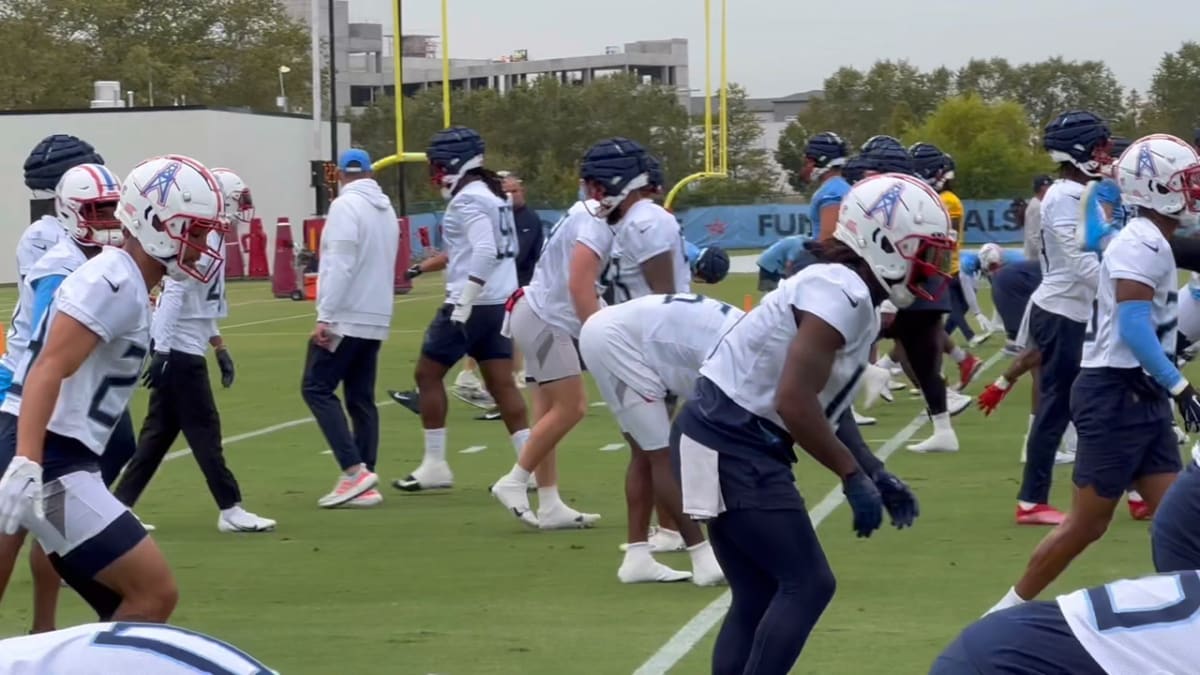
top-left (316, 178), bottom-right (399, 340)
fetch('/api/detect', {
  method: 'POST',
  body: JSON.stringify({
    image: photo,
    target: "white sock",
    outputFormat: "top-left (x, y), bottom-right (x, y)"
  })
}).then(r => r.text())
top-left (624, 541), bottom-right (652, 562)
top-left (931, 411), bottom-right (952, 433)
top-left (1000, 586), bottom-right (1026, 608)
top-left (511, 428), bottom-right (530, 458)
top-left (1018, 500), bottom-right (1038, 510)
top-left (686, 540), bottom-right (711, 558)
top-left (1129, 490), bottom-right (1144, 503)
top-left (537, 485), bottom-right (564, 511)
top-left (424, 428), bottom-right (447, 464)
top-left (505, 463), bottom-right (531, 485)
top-left (220, 506), bottom-right (243, 519)
top-left (876, 355), bottom-right (896, 370)
top-left (950, 346), bottom-right (967, 363)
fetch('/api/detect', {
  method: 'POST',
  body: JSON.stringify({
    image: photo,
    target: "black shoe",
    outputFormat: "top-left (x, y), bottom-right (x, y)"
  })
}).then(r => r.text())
top-left (388, 389), bottom-right (421, 415)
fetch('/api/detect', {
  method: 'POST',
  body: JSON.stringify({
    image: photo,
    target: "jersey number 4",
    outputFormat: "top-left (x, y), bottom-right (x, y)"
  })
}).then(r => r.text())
top-left (496, 205), bottom-right (518, 259)
top-left (1088, 571), bottom-right (1200, 632)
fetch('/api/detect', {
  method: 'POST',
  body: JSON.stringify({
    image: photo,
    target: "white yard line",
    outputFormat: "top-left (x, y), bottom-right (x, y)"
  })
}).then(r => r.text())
top-left (221, 295), bottom-right (436, 330)
top-left (632, 348), bottom-right (1006, 675)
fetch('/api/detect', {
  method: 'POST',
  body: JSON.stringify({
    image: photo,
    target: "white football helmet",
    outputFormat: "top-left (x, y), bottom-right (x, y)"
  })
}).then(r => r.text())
top-left (1116, 134), bottom-right (1200, 221)
top-left (117, 155), bottom-right (227, 283)
top-left (211, 168), bottom-right (254, 228)
top-left (978, 242), bottom-right (1004, 272)
top-left (54, 163), bottom-right (123, 247)
top-left (833, 173), bottom-right (955, 308)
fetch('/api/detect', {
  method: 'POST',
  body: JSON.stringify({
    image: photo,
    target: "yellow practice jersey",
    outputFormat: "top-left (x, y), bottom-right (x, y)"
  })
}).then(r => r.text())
top-left (941, 190), bottom-right (964, 274)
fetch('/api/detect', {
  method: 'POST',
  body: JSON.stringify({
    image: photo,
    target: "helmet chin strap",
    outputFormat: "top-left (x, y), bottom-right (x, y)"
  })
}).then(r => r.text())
top-left (439, 155), bottom-right (485, 198)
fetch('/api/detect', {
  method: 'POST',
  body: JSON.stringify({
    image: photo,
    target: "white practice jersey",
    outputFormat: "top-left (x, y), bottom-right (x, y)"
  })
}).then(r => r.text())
top-left (594, 292), bottom-right (745, 397)
top-left (1058, 570), bottom-right (1200, 675)
top-left (603, 199), bottom-right (691, 304)
top-left (0, 240), bottom-right (89, 416)
top-left (441, 180), bottom-right (519, 305)
top-left (152, 232), bottom-right (227, 356)
top-left (700, 264), bottom-right (878, 430)
top-left (523, 200), bottom-right (615, 337)
top-left (8, 248), bottom-right (150, 454)
top-left (0, 622), bottom-right (276, 675)
top-left (1081, 217), bottom-right (1177, 369)
top-left (1030, 179), bottom-right (1101, 323)
top-left (3, 217), bottom-right (64, 373)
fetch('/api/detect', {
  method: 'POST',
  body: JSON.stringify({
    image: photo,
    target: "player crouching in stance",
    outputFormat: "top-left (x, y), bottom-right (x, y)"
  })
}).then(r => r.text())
top-left (0, 154), bottom-right (227, 623)
top-left (934, 570), bottom-right (1200, 675)
top-left (580, 293), bottom-right (736, 585)
top-left (673, 173), bottom-right (942, 673)
top-left (987, 134), bottom-right (1200, 615)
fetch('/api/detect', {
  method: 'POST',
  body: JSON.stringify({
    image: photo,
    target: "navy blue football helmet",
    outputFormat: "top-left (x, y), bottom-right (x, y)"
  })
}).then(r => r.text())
top-left (24, 134), bottom-right (103, 196)
top-left (802, 131), bottom-right (848, 182)
top-left (580, 137), bottom-right (651, 219)
top-left (908, 142), bottom-right (947, 186)
top-left (692, 245), bottom-right (731, 284)
top-left (427, 126), bottom-right (486, 197)
top-left (1043, 110), bottom-right (1111, 177)
top-left (842, 155), bottom-right (868, 185)
top-left (644, 153), bottom-right (665, 191)
top-left (859, 135), bottom-right (914, 175)
top-left (1110, 136), bottom-right (1132, 161)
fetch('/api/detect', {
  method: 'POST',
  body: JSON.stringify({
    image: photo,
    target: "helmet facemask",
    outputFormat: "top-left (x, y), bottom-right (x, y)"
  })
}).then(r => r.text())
top-left (429, 155), bottom-right (483, 200)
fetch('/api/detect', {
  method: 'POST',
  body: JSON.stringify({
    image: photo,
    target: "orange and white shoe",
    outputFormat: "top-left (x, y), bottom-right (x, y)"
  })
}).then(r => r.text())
top-left (348, 489), bottom-right (384, 508)
top-left (317, 469), bottom-right (379, 508)
top-left (957, 354), bottom-right (983, 391)
top-left (1016, 503), bottom-right (1065, 526)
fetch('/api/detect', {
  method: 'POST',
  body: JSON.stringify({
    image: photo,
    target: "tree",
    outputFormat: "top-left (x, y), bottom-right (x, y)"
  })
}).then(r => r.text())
top-left (1147, 42), bottom-right (1200, 139)
top-left (904, 95), bottom-right (1052, 199)
top-left (1011, 58), bottom-right (1124, 130)
top-left (679, 84), bottom-right (779, 207)
top-left (0, 0), bottom-right (312, 111)
top-left (774, 121), bottom-right (811, 192)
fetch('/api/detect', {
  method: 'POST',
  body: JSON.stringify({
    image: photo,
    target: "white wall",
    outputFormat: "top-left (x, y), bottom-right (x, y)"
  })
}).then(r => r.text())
top-left (0, 108), bottom-right (352, 284)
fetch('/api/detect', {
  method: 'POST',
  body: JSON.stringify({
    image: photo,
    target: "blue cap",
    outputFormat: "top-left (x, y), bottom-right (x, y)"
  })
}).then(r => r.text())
top-left (338, 148), bottom-right (372, 173)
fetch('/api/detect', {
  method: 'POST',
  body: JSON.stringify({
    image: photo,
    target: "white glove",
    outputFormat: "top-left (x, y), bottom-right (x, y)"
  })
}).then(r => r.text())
top-left (0, 456), bottom-right (43, 535)
top-left (450, 302), bottom-right (473, 326)
top-left (451, 280), bottom-right (485, 327)
top-left (975, 312), bottom-right (997, 334)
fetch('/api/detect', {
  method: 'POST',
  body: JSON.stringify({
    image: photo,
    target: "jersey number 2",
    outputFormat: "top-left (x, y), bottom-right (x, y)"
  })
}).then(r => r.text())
top-left (87, 344), bottom-right (148, 428)
top-left (1088, 571), bottom-right (1200, 631)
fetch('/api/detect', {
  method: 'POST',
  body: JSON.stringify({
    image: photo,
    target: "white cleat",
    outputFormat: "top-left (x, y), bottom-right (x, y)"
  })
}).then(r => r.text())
top-left (888, 380), bottom-right (906, 392)
top-left (946, 389), bottom-right (972, 417)
top-left (907, 429), bottom-right (960, 453)
top-left (538, 505), bottom-right (601, 530)
top-left (688, 541), bottom-right (726, 587)
top-left (853, 408), bottom-right (876, 426)
top-left (1054, 450), bottom-right (1076, 465)
top-left (451, 384), bottom-right (496, 410)
top-left (133, 513), bottom-right (156, 532)
top-left (393, 461), bottom-right (454, 492)
top-left (1175, 425), bottom-right (1188, 446)
top-left (317, 469), bottom-right (378, 508)
top-left (347, 489), bottom-right (383, 508)
top-left (218, 507), bottom-right (277, 533)
top-left (860, 364), bottom-right (894, 409)
top-left (490, 476), bottom-right (539, 528)
top-left (618, 552), bottom-right (693, 584)
top-left (619, 527), bottom-right (687, 553)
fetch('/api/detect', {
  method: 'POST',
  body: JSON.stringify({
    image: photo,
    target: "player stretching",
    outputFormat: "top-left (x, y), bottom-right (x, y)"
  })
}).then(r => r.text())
top-left (396, 127), bottom-right (530, 492)
top-left (0, 622), bottom-right (277, 674)
top-left (580, 293), bottom-right (736, 585)
top-left (0, 163), bottom-right (125, 632)
top-left (987, 134), bottom-right (1200, 615)
top-left (0, 154), bottom-right (225, 623)
top-left (111, 169), bottom-right (276, 531)
top-left (801, 131), bottom-right (850, 241)
top-left (935, 570), bottom-right (1200, 675)
top-left (673, 174), bottom-right (944, 673)
top-left (487, 141), bottom-right (631, 529)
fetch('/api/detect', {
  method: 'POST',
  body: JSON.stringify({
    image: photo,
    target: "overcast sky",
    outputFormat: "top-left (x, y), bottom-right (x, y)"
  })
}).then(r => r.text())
top-left (347, 0), bottom-right (1192, 99)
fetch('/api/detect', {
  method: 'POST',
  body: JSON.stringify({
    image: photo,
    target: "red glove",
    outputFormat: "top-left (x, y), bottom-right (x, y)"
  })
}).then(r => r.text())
top-left (977, 377), bottom-right (1013, 416)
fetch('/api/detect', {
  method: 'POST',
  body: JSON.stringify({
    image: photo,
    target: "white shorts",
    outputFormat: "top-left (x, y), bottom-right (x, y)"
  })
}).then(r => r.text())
top-left (1014, 298), bottom-right (1034, 351)
top-left (36, 469), bottom-right (146, 579)
top-left (507, 295), bottom-right (582, 384)
top-left (1180, 284), bottom-right (1200, 343)
top-left (578, 311), bottom-right (673, 450)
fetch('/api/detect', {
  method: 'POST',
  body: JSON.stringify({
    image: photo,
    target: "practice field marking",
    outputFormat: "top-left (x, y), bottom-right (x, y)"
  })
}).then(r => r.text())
top-left (633, 348), bottom-right (1006, 675)
top-left (590, 401), bottom-right (608, 408)
top-left (599, 443), bottom-right (626, 452)
top-left (460, 446), bottom-right (487, 454)
top-left (222, 295), bottom-right (436, 331)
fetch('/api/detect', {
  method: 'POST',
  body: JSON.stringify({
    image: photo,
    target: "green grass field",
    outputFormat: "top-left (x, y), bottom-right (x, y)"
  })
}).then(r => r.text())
top-left (0, 272), bottom-right (1174, 674)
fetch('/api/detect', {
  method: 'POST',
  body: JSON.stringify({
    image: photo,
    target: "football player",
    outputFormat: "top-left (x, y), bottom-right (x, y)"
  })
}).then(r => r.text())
top-left (0, 621), bottom-right (277, 674)
top-left (110, 169), bottom-right (276, 530)
top-left (673, 173), bottom-right (944, 673)
top-left (0, 154), bottom-right (226, 623)
top-left (987, 134), bottom-right (1200, 615)
top-left (580, 292), bottom-right (738, 585)
top-left (935, 570), bottom-right (1200, 675)
top-left (801, 132), bottom-right (850, 241)
top-left (487, 141), bottom-right (629, 529)
top-left (396, 127), bottom-right (530, 492)
top-left (0, 162), bottom-right (125, 632)
top-left (755, 235), bottom-right (808, 292)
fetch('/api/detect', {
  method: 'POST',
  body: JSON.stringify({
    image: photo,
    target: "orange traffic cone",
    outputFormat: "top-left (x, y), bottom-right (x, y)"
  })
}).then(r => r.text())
top-left (743, 294), bottom-right (754, 312)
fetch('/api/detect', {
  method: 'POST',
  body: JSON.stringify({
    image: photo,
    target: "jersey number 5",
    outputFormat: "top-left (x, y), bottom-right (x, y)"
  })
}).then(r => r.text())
top-left (1088, 571), bottom-right (1200, 632)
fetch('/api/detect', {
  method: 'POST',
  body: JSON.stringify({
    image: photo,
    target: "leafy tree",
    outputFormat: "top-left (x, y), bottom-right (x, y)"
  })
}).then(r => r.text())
top-left (1147, 42), bottom-right (1200, 139)
top-left (0, 0), bottom-right (311, 111)
top-left (679, 84), bottom-right (779, 207)
top-left (774, 121), bottom-right (811, 192)
top-left (904, 95), bottom-right (1053, 199)
top-left (795, 60), bottom-right (951, 145)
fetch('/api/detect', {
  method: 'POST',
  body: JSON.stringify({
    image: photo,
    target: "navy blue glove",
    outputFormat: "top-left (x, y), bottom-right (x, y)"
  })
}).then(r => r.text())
top-left (873, 470), bottom-right (919, 529)
top-left (141, 352), bottom-right (169, 389)
top-left (842, 470), bottom-right (883, 538)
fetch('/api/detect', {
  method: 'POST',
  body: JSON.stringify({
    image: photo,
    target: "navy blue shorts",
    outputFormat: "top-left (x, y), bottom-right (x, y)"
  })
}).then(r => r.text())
top-left (1070, 368), bottom-right (1180, 500)
top-left (1152, 460), bottom-right (1200, 573)
top-left (0, 410), bottom-right (15, 469)
top-left (671, 377), bottom-right (804, 512)
top-left (929, 601), bottom-right (1104, 675)
top-left (420, 302), bottom-right (513, 367)
top-left (993, 290), bottom-right (1031, 341)
top-left (757, 267), bottom-right (781, 292)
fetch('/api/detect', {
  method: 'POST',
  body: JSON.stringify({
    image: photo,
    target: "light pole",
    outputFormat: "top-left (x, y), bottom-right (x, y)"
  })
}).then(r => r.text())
top-left (277, 65), bottom-right (291, 112)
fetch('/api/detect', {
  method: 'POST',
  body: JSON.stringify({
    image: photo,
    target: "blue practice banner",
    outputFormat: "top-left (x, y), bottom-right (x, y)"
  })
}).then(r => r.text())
top-left (402, 200), bottom-right (1026, 256)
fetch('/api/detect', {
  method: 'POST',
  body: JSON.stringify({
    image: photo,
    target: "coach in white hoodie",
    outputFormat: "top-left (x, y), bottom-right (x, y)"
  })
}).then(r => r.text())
top-left (303, 148), bottom-right (400, 509)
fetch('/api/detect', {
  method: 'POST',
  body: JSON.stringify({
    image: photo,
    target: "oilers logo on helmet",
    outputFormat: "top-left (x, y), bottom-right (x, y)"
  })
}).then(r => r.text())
top-left (139, 160), bottom-right (184, 206)
top-left (1136, 143), bottom-right (1159, 179)
top-left (864, 182), bottom-right (905, 230)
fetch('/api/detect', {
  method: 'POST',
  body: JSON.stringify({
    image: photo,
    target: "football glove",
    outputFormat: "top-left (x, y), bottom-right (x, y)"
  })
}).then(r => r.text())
top-left (1175, 384), bottom-right (1200, 433)
top-left (405, 264), bottom-right (423, 280)
top-left (977, 376), bottom-right (1013, 416)
top-left (216, 348), bottom-right (235, 388)
top-left (873, 470), bottom-right (919, 529)
top-left (842, 470), bottom-right (883, 538)
top-left (0, 457), bottom-right (42, 536)
top-left (141, 352), bottom-right (169, 389)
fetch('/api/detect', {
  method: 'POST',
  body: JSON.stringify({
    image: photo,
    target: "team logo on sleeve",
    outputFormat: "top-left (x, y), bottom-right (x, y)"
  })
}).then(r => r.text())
top-left (139, 160), bottom-right (183, 206)
top-left (864, 183), bottom-right (905, 229)
top-left (1136, 144), bottom-right (1158, 179)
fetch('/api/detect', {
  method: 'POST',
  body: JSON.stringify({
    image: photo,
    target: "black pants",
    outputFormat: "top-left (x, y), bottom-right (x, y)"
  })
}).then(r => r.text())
top-left (301, 336), bottom-right (381, 472)
top-left (113, 351), bottom-right (242, 510)
top-left (1019, 305), bottom-right (1085, 504)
